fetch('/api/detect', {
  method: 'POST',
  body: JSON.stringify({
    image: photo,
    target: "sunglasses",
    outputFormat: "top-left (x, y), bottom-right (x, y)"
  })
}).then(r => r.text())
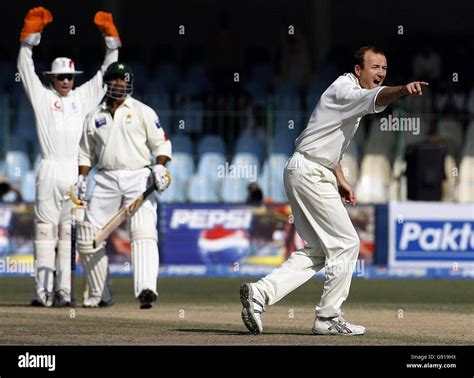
top-left (55, 74), bottom-right (74, 81)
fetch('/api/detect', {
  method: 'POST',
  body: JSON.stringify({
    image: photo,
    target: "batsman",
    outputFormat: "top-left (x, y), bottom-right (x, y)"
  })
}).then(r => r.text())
top-left (240, 46), bottom-right (428, 335)
top-left (17, 6), bottom-right (121, 307)
top-left (76, 62), bottom-right (172, 309)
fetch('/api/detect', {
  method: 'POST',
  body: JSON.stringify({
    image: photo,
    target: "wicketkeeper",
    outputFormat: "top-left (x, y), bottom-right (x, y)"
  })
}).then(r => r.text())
top-left (18, 6), bottom-right (121, 307)
top-left (76, 62), bottom-right (172, 309)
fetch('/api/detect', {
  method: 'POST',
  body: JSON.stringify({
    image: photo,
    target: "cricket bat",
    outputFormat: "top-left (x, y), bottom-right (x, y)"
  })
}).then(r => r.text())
top-left (92, 183), bottom-right (157, 248)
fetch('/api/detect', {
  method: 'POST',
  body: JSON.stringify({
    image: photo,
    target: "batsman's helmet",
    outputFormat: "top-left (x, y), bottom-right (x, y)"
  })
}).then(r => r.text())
top-left (103, 62), bottom-right (134, 99)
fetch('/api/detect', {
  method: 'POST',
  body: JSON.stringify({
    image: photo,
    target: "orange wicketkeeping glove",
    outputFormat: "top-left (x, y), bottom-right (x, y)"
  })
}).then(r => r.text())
top-left (20, 6), bottom-right (53, 42)
top-left (94, 11), bottom-right (120, 39)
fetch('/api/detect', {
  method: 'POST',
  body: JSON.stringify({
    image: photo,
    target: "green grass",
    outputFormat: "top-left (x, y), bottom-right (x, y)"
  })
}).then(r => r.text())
top-left (1, 277), bottom-right (473, 345)
top-left (1, 276), bottom-right (473, 310)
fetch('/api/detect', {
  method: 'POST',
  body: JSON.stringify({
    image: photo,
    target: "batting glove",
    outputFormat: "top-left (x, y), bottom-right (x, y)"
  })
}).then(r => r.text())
top-left (75, 174), bottom-right (88, 202)
top-left (152, 164), bottom-right (171, 193)
top-left (20, 6), bottom-right (53, 43)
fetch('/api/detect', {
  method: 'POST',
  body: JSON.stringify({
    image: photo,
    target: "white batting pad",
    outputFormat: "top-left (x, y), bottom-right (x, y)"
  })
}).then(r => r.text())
top-left (55, 240), bottom-right (71, 293)
top-left (131, 240), bottom-right (159, 298)
top-left (34, 240), bottom-right (56, 294)
top-left (80, 249), bottom-right (108, 300)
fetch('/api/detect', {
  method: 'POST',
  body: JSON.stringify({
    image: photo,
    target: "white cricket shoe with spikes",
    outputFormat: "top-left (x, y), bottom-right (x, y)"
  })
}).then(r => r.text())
top-left (312, 315), bottom-right (365, 336)
top-left (240, 283), bottom-right (265, 335)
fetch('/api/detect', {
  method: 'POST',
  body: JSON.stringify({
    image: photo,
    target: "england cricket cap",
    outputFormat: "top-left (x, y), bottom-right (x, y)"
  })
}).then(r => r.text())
top-left (104, 62), bottom-right (134, 81)
top-left (43, 57), bottom-right (83, 75)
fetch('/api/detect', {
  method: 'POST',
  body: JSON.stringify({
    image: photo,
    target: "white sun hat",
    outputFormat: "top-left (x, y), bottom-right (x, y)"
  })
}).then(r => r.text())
top-left (43, 57), bottom-right (83, 75)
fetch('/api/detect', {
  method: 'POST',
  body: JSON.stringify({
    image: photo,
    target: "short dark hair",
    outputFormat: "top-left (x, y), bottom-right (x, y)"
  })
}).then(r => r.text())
top-left (353, 46), bottom-right (385, 71)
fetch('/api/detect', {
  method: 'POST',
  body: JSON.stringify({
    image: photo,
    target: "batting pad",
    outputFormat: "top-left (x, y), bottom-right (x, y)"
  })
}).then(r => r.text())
top-left (80, 249), bottom-right (108, 300)
top-left (34, 240), bottom-right (56, 294)
top-left (131, 239), bottom-right (159, 298)
top-left (55, 240), bottom-right (71, 293)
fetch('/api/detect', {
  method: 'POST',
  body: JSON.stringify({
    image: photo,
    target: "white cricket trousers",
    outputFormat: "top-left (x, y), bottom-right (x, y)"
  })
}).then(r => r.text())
top-left (253, 152), bottom-right (360, 318)
top-left (86, 168), bottom-right (159, 298)
top-left (34, 158), bottom-right (77, 296)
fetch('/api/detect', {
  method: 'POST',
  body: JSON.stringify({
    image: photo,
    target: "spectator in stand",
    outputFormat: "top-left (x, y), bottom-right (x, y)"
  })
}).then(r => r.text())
top-left (0, 178), bottom-right (23, 203)
top-left (246, 183), bottom-right (263, 206)
top-left (412, 45), bottom-right (442, 82)
top-left (278, 30), bottom-right (312, 88)
top-left (434, 80), bottom-right (466, 114)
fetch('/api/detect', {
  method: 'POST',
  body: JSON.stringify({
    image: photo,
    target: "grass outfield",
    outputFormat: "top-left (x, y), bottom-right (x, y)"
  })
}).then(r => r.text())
top-left (0, 276), bottom-right (473, 345)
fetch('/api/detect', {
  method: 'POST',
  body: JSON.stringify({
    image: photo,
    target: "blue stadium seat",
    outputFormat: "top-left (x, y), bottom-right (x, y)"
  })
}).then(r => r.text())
top-left (21, 170), bottom-right (36, 203)
top-left (0, 159), bottom-right (6, 178)
top-left (177, 99), bottom-right (204, 134)
top-left (232, 153), bottom-right (260, 177)
top-left (274, 92), bottom-right (303, 135)
top-left (220, 177), bottom-right (248, 203)
top-left (268, 154), bottom-right (289, 174)
top-left (166, 152), bottom-right (195, 182)
top-left (306, 78), bottom-right (328, 111)
top-left (274, 80), bottom-right (300, 106)
top-left (144, 92), bottom-right (173, 134)
top-left (153, 63), bottom-right (181, 92)
top-left (5, 150), bottom-right (31, 186)
top-left (188, 174), bottom-right (219, 202)
top-left (0, 62), bottom-right (16, 89)
top-left (267, 154), bottom-right (288, 202)
top-left (185, 64), bottom-right (211, 92)
top-left (176, 79), bottom-right (205, 97)
top-left (234, 133), bottom-right (264, 161)
top-left (15, 94), bottom-right (36, 143)
top-left (257, 160), bottom-right (270, 199)
top-left (268, 175), bottom-right (287, 202)
top-left (129, 62), bottom-right (148, 92)
top-left (270, 136), bottom-right (294, 156)
top-left (198, 135), bottom-right (226, 155)
top-left (170, 134), bottom-right (194, 154)
top-left (160, 175), bottom-right (187, 203)
top-left (243, 82), bottom-right (268, 108)
top-left (197, 152), bottom-right (226, 181)
top-left (250, 63), bottom-right (274, 88)
top-left (318, 63), bottom-right (338, 84)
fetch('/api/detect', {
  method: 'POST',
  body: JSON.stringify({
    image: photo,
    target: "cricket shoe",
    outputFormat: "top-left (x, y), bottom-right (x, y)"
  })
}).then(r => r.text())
top-left (138, 289), bottom-right (157, 309)
top-left (312, 315), bottom-right (365, 336)
top-left (240, 283), bottom-right (265, 335)
top-left (82, 296), bottom-right (115, 308)
top-left (53, 289), bottom-right (72, 307)
top-left (30, 291), bottom-right (53, 307)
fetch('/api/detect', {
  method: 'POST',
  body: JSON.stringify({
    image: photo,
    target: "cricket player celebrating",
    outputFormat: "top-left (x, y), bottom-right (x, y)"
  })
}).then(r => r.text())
top-left (17, 6), bottom-right (121, 307)
top-left (241, 46), bottom-right (428, 335)
top-left (77, 62), bottom-right (172, 309)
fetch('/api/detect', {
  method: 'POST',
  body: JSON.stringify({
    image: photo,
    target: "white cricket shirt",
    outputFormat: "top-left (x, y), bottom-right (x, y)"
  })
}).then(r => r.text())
top-left (79, 96), bottom-right (172, 170)
top-left (295, 73), bottom-right (387, 169)
top-left (17, 42), bottom-right (118, 161)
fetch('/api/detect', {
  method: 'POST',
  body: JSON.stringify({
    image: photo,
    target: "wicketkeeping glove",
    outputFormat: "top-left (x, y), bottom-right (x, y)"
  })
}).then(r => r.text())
top-left (94, 11), bottom-right (121, 48)
top-left (152, 165), bottom-right (172, 193)
top-left (20, 6), bottom-right (53, 42)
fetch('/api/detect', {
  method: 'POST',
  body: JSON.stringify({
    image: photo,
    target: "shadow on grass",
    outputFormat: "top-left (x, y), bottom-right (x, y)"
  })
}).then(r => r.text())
top-left (173, 328), bottom-right (313, 336)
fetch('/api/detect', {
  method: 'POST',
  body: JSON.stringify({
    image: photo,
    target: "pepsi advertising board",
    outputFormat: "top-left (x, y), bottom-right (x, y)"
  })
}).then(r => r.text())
top-left (388, 202), bottom-right (474, 268)
top-left (159, 204), bottom-right (294, 267)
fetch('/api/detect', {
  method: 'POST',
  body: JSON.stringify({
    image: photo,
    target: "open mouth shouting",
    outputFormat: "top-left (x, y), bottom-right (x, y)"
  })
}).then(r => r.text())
top-left (373, 78), bottom-right (383, 87)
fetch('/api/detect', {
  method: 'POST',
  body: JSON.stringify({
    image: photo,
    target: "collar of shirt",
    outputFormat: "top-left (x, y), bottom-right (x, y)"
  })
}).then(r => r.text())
top-left (344, 72), bottom-right (362, 88)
